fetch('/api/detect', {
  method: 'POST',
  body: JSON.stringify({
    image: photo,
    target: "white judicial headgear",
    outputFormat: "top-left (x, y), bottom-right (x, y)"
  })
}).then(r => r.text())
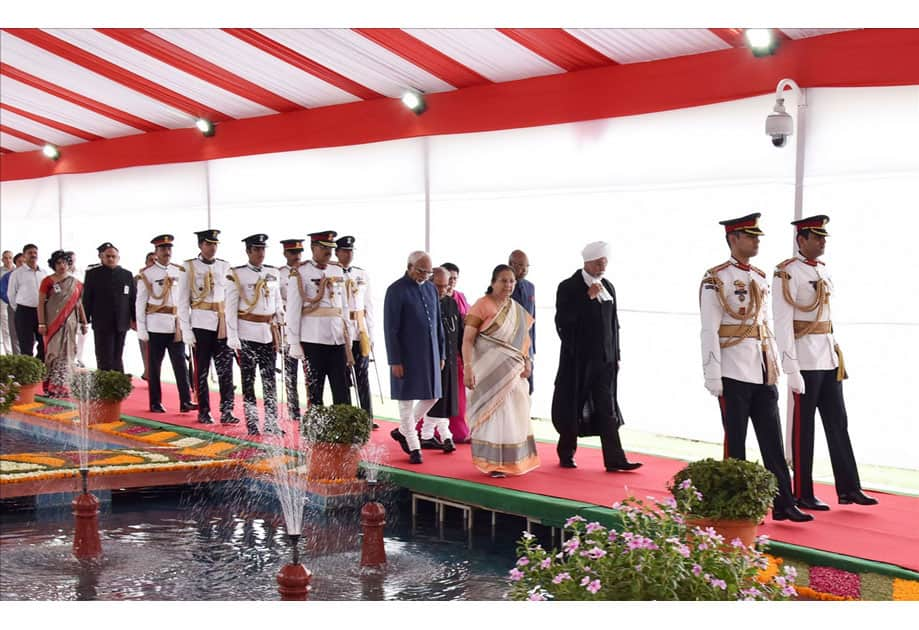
top-left (581, 241), bottom-right (610, 262)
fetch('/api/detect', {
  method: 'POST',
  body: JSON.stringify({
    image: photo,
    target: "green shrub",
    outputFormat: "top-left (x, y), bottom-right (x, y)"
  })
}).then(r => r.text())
top-left (0, 354), bottom-right (46, 386)
top-left (70, 369), bottom-right (134, 402)
top-left (669, 458), bottom-right (777, 522)
top-left (301, 404), bottom-right (372, 445)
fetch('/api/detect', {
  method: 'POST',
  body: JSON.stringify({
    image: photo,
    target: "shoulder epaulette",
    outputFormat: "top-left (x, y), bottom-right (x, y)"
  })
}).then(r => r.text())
top-left (706, 262), bottom-right (731, 276)
top-left (751, 265), bottom-right (766, 278)
top-left (777, 257), bottom-right (796, 269)
top-left (184, 258), bottom-right (195, 263)
top-left (264, 264), bottom-right (276, 269)
top-left (217, 258), bottom-right (227, 263)
top-left (134, 274), bottom-right (142, 281)
top-left (233, 264), bottom-right (246, 269)
top-left (352, 265), bottom-right (364, 271)
top-left (170, 263), bottom-right (185, 271)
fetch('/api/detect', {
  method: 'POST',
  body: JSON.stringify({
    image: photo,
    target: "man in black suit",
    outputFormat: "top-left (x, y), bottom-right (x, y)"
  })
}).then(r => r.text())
top-left (551, 241), bottom-right (642, 472)
top-left (82, 242), bottom-right (136, 372)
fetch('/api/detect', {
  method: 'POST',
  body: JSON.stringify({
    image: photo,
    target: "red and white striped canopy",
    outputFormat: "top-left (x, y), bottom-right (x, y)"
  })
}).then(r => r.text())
top-left (1, 28), bottom-right (917, 181)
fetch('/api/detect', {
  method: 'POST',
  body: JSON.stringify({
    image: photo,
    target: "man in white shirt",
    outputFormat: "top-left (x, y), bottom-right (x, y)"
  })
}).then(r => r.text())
top-left (0, 250), bottom-right (17, 354)
top-left (699, 213), bottom-right (811, 523)
top-left (772, 215), bottom-right (877, 510)
top-left (8, 244), bottom-right (49, 359)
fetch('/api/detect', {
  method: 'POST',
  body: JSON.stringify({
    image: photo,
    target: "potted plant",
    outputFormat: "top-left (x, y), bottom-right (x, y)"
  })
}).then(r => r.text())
top-left (0, 354), bottom-right (46, 405)
top-left (508, 491), bottom-right (798, 601)
top-left (668, 457), bottom-right (778, 547)
top-left (69, 369), bottom-right (134, 424)
top-left (301, 404), bottom-right (372, 481)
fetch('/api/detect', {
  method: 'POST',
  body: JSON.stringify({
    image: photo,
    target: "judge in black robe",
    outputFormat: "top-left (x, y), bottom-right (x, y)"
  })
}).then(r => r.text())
top-left (551, 242), bottom-right (642, 472)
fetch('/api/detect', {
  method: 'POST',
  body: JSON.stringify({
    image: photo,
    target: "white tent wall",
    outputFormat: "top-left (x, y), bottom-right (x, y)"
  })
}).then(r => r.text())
top-left (1, 85), bottom-right (915, 469)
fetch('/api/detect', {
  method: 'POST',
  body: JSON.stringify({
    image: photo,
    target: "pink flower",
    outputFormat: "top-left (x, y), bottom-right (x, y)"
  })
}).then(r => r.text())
top-left (586, 579), bottom-right (602, 594)
top-left (528, 591), bottom-right (547, 601)
top-left (783, 565), bottom-right (798, 579)
top-left (562, 537), bottom-right (580, 554)
top-left (782, 586), bottom-right (797, 597)
top-left (675, 544), bottom-right (690, 558)
top-left (694, 490), bottom-right (704, 501)
top-left (678, 478), bottom-right (692, 490)
top-left (731, 538), bottom-right (746, 548)
top-left (551, 572), bottom-right (571, 584)
top-left (539, 558), bottom-right (552, 569)
top-left (691, 564), bottom-right (702, 576)
top-left (710, 578), bottom-right (727, 590)
top-left (585, 547), bottom-right (607, 559)
top-left (607, 530), bottom-right (618, 542)
top-left (585, 522), bottom-right (603, 534)
top-left (580, 576), bottom-right (590, 586)
top-left (516, 557), bottom-right (530, 567)
top-left (564, 515), bottom-right (586, 528)
top-left (509, 568), bottom-right (524, 581)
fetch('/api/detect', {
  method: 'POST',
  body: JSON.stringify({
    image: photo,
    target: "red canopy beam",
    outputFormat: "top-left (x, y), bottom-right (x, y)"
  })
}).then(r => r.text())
top-left (3, 29), bottom-right (918, 182)
top-left (0, 103), bottom-right (104, 142)
top-left (498, 28), bottom-right (617, 71)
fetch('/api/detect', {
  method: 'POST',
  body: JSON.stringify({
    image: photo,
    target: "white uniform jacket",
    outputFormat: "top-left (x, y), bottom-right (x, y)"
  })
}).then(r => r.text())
top-left (341, 265), bottom-right (374, 345)
top-left (772, 254), bottom-right (839, 373)
top-left (177, 256), bottom-right (231, 339)
top-left (225, 264), bottom-right (283, 345)
top-left (286, 260), bottom-right (349, 346)
top-left (700, 257), bottom-right (780, 385)
top-left (136, 261), bottom-right (184, 336)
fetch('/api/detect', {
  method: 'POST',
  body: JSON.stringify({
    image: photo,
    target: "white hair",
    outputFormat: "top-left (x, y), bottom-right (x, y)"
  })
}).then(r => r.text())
top-left (407, 250), bottom-right (429, 266)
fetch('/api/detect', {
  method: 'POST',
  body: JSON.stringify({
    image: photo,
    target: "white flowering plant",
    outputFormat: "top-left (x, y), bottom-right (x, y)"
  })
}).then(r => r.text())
top-left (508, 487), bottom-right (798, 601)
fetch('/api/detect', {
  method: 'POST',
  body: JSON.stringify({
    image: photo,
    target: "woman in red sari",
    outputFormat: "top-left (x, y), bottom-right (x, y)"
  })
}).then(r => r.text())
top-left (37, 250), bottom-right (88, 397)
top-left (442, 262), bottom-right (470, 442)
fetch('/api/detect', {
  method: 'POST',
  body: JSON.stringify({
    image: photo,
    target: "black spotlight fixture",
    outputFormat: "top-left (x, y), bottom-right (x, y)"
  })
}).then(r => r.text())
top-left (400, 89), bottom-right (427, 115)
top-left (42, 143), bottom-right (61, 160)
top-left (745, 28), bottom-right (780, 57)
top-left (195, 118), bottom-right (216, 137)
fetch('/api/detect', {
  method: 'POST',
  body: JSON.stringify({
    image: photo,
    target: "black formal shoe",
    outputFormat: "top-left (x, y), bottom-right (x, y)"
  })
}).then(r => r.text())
top-left (420, 437), bottom-right (444, 450)
top-left (150, 403), bottom-right (167, 413)
top-left (796, 496), bottom-right (830, 511)
top-left (409, 450), bottom-right (423, 464)
top-left (372, 422), bottom-right (380, 430)
top-left (247, 426), bottom-right (261, 436)
top-left (489, 471), bottom-right (507, 478)
top-left (197, 414), bottom-right (215, 425)
top-left (606, 461), bottom-right (643, 472)
top-left (220, 414), bottom-right (241, 425)
top-left (442, 439), bottom-right (456, 453)
top-left (180, 401), bottom-right (198, 413)
top-left (772, 505), bottom-right (815, 522)
top-left (559, 459), bottom-right (577, 468)
top-left (264, 424), bottom-right (286, 436)
top-left (838, 490), bottom-right (879, 506)
top-left (390, 428), bottom-right (411, 454)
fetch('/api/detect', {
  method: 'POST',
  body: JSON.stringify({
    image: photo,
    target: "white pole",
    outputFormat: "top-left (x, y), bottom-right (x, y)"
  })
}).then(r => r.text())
top-left (423, 137), bottom-right (431, 253)
top-left (58, 174), bottom-right (63, 249)
top-left (204, 161), bottom-right (212, 229)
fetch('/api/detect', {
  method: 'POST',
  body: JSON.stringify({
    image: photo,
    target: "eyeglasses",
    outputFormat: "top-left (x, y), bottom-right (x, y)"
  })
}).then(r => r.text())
top-left (414, 268), bottom-right (434, 276)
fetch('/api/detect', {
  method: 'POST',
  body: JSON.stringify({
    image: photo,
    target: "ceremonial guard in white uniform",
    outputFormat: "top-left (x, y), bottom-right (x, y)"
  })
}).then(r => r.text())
top-left (278, 238), bottom-right (305, 421)
top-left (177, 229), bottom-right (239, 425)
top-left (699, 214), bottom-right (811, 522)
top-left (225, 234), bottom-right (284, 436)
top-left (335, 236), bottom-right (376, 423)
top-left (772, 215), bottom-right (877, 510)
top-left (135, 234), bottom-right (196, 414)
top-left (286, 230), bottom-right (352, 407)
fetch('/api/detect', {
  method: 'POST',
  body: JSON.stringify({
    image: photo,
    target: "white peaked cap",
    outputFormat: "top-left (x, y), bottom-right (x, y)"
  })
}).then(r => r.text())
top-left (581, 241), bottom-right (610, 262)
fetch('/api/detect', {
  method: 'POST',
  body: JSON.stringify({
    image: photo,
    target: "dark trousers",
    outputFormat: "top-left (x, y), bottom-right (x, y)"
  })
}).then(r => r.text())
top-left (147, 331), bottom-right (192, 408)
top-left (241, 340), bottom-right (277, 430)
top-left (556, 360), bottom-right (629, 469)
top-left (7, 305), bottom-right (19, 353)
top-left (93, 328), bottom-right (127, 372)
top-left (193, 328), bottom-right (235, 418)
top-left (284, 353), bottom-right (301, 420)
top-left (719, 377), bottom-right (794, 510)
top-left (792, 369), bottom-right (862, 499)
top-left (302, 342), bottom-right (351, 407)
top-left (348, 340), bottom-right (373, 417)
top-left (14, 306), bottom-right (44, 360)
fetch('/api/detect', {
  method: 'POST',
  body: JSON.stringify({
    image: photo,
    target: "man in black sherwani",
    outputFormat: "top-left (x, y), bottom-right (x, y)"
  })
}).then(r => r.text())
top-left (82, 242), bottom-right (136, 372)
top-left (551, 241), bottom-right (642, 472)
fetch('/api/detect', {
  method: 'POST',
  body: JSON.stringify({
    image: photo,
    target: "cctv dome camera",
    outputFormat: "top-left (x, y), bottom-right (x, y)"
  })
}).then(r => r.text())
top-left (765, 99), bottom-right (794, 148)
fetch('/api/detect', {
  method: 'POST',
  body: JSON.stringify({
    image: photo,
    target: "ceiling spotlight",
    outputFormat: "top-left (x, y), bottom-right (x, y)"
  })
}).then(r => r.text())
top-left (400, 89), bottom-right (427, 115)
top-left (745, 28), bottom-right (779, 57)
top-left (42, 144), bottom-right (60, 160)
top-left (195, 118), bottom-right (215, 137)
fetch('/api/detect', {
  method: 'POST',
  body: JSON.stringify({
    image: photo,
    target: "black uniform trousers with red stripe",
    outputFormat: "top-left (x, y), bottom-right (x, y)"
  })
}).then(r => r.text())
top-left (719, 377), bottom-right (795, 510)
top-left (147, 332), bottom-right (192, 409)
top-left (192, 328), bottom-right (236, 419)
top-left (792, 369), bottom-right (862, 499)
top-left (240, 340), bottom-right (278, 432)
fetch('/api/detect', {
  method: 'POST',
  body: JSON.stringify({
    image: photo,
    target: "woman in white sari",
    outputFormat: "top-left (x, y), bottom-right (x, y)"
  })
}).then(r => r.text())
top-left (463, 265), bottom-right (539, 478)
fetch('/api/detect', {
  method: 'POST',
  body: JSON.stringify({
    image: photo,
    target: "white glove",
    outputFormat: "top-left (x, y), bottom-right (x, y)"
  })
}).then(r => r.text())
top-left (137, 330), bottom-right (149, 342)
top-left (289, 343), bottom-right (304, 359)
top-left (704, 377), bottom-right (723, 397)
top-left (227, 336), bottom-right (241, 351)
top-left (184, 330), bottom-right (196, 346)
top-left (786, 371), bottom-right (806, 395)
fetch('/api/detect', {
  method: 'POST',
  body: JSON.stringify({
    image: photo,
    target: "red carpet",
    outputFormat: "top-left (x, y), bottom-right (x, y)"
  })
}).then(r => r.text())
top-left (121, 378), bottom-right (919, 573)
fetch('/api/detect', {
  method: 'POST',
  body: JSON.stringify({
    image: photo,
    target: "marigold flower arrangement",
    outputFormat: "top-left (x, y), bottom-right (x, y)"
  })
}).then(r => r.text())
top-left (508, 487), bottom-right (798, 601)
